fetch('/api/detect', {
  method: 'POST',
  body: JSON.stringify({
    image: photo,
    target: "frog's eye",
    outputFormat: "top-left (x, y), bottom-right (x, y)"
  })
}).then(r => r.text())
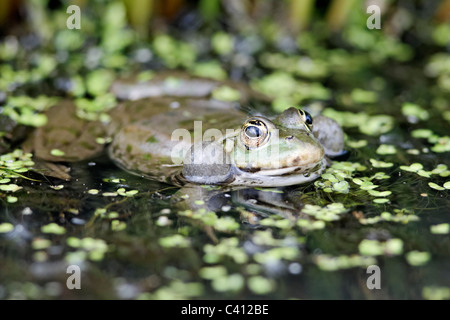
top-left (241, 118), bottom-right (270, 149)
top-left (297, 109), bottom-right (313, 131)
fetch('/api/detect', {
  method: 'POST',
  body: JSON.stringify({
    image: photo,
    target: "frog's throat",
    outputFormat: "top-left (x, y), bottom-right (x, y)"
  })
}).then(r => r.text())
top-left (175, 157), bottom-right (326, 187)
top-left (226, 159), bottom-right (326, 187)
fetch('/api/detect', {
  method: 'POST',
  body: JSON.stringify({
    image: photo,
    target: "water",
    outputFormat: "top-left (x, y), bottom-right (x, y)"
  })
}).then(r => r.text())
top-left (0, 2), bottom-right (449, 300)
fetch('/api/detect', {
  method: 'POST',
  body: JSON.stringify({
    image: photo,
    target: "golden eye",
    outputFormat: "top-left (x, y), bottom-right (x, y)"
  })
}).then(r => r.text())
top-left (240, 118), bottom-right (270, 150)
top-left (297, 109), bottom-right (313, 131)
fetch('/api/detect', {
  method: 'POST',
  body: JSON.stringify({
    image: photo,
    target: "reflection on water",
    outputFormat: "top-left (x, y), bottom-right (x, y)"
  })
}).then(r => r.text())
top-left (1, 142), bottom-right (449, 300)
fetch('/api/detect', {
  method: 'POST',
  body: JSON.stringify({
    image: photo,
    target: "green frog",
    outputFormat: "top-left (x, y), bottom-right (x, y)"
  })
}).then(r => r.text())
top-left (27, 72), bottom-right (345, 188)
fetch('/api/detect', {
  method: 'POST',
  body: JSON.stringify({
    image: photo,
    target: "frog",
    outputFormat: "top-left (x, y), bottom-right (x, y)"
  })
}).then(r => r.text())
top-left (27, 72), bottom-right (345, 188)
top-left (107, 100), bottom-right (344, 187)
top-left (24, 72), bottom-right (345, 227)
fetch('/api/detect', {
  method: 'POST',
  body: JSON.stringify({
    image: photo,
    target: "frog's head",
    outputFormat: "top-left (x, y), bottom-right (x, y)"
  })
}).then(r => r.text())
top-left (182, 107), bottom-right (325, 187)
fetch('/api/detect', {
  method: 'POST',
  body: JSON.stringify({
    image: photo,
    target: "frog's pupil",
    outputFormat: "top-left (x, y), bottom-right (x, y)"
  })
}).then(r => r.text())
top-left (304, 112), bottom-right (313, 125)
top-left (246, 125), bottom-right (261, 138)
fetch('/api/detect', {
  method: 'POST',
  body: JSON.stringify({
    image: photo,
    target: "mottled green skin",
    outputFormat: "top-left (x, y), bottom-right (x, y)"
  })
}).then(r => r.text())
top-left (107, 97), bottom-right (248, 184)
top-left (28, 73), bottom-right (345, 186)
top-left (108, 101), bottom-right (343, 187)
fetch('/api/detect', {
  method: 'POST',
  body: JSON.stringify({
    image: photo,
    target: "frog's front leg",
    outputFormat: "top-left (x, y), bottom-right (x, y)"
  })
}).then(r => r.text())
top-left (312, 115), bottom-right (345, 157)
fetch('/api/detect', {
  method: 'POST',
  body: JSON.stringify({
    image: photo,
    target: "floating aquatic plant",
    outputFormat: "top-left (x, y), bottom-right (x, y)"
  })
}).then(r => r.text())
top-left (406, 251), bottom-right (431, 267)
top-left (358, 238), bottom-right (403, 256)
top-left (315, 254), bottom-right (377, 271)
top-left (41, 223), bottom-right (66, 235)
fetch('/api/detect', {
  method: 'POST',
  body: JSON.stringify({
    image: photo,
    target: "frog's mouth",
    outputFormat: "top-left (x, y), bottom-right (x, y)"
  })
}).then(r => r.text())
top-left (226, 160), bottom-right (326, 187)
top-left (180, 158), bottom-right (326, 187)
top-left (237, 161), bottom-right (320, 176)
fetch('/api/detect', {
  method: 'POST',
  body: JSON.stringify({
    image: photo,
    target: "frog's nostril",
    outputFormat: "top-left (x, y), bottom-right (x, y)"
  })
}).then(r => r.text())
top-left (285, 136), bottom-right (294, 140)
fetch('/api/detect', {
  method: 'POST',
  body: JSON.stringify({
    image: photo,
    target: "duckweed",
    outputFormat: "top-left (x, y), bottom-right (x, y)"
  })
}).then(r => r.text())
top-left (321, 109), bottom-right (394, 136)
top-left (357, 210), bottom-right (419, 225)
top-left (406, 251), bottom-right (431, 266)
top-left (66, 237), bottom-right (109, 262)
top-left (0, 223), bottom-right (14, 233)
top-left (367, 190), bottom-right (392, 197)
top-left (95, 137), bottom-right (112, 145)
top-left (153, 35), bottom-right (197, 69)
top-left (315, 254), bottom-right (377, 271)
top-left (402, 102), bottom-right (430, 121)
top-left (203, 238), bottom-right (248, 264)
top-left (6, 196), bottom-right (18, 203)
top-left (297, 219), bottom-right (326, 231)
top-left (370, 159), bottom-right (394, 168)
top-left (111, 220), bottom-right (127, 231)
top-left (430, 223), bottom-right (449, 234)
top-left (50, 149), bottom-right (65, 157)
top-left (259, 53), bottom-right (329, 79)
top-left (302, 203), bottom-right (347, 221)
top-left (146, 281), bottom-right (204, 300)
top-left (428, 182), bottom-right (445, 191)
top-left (373, 198), bottom-right (390, 204)
top-left (159, 235), bottom-right (190, 248)
top-left (345, 139), bottom-right (368, 148)
top-left (0, 184), bottom-right (22, 192)
top-left (117, 188), bottom-right (139, 197)
top-left (211, 86), bottom-right (241, 102)
top-left (376, 144), bottom-right (397, 155)
top-left (102, 192), bottom-right (118, 197)
top-left (49, 185), bottom-right (64, 190)
top-left (86, 69), bottom-right (115, 97)
top-left (411, 129), bottom-right (450, 153)
top-left (31, 238), bottom-right (52, 250)
top-left (260, 217), bottom-right (293, 229)
top-left (41, 223), bottom-right (66, 235)
top-left (251, 230), bottom-right (284, 247)
top-left (350, 88), bottom-right (378, 104)
top-left (211, 32), bottom-right (234, 56)
top-left (211, 274), bottom-right (244, 293)
top-left (3, 95), bottom-right (58, 127)
top-left (247, 276), bottom-right (276, 295)
top-left (87, 189), bottom-right (100, 195)
top-left (399, 163), bottom-right (450, 179)
top-left (190, 61), bottom-right (227, 80)
top-left (411, 129), bottom-right (433, 139)
top-left (358, 238), bottom-right (403, 256)
top-left (253, 247), bottom-right (299, 264)
top-left (251, 72), bottom-right (331, 111)
top-left (422, 286), bottom-right (450, 300)
top-left (0, 150), bottom-right (35, 189)
top-left (213, 216), bottom-right (240, 232)
top-left (199, 266), bottom-right (227, 280)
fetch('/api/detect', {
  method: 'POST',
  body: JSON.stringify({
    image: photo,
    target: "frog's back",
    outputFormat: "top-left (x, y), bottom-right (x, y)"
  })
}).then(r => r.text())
top-left (107, 97), bottom-right (247, 182)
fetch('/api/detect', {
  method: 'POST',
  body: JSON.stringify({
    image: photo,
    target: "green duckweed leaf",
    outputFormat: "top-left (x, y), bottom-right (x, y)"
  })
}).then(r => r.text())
top-left (41, 223), bottom-right (66, 235)
top-left (0, 223), bottom-right (14, 233)
top-left (428, 182), bottom-right (445, 191)
top-left (376, 144), bottom-right (397, 155)
top-left (406, 251), bottom-right (431, 266)
top-left (430, 223), bottom-right (449, 234)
